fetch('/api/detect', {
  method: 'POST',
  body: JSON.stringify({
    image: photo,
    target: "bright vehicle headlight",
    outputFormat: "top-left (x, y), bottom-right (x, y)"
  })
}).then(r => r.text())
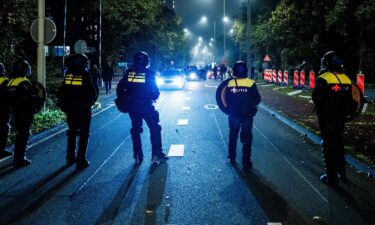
top-left (189, 72), bottom-right (197, 80)
top-left (156, 77), bottom-right (163, 86)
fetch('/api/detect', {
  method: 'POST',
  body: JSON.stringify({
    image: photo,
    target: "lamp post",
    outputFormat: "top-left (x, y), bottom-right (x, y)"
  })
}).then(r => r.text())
top-left (246, 0), bottom-right (252, 78)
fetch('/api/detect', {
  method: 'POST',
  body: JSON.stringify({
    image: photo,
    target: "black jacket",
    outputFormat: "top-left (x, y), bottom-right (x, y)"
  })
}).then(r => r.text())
top-left (312, 71), bottom-right (356, 122)
top-left (225, 78), bottom-right (261, 116)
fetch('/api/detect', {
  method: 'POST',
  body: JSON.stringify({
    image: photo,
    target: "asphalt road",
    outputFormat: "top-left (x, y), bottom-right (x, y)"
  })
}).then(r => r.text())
top-left (0, 79), bottom-right (374, 225)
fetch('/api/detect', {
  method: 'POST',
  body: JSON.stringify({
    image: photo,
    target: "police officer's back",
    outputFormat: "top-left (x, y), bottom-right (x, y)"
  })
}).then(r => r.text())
top-left (0, 63), bottom-right (13, 158)
top-left (118, 51), bottom-right (167, 164)
top-left (312, 51), bottom-right (356, 185)
top-left (60, 54), bottom-right (97, 169)
top-left (225, 61), bottom-right (261, 169)
top-left (7, 59), bottom-right (36, 166)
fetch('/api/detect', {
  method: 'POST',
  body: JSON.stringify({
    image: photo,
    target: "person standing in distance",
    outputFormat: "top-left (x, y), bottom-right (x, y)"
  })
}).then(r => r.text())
top-left (102, 61), bottom-right (114, 94)
top-left (7, 59), bottom-right (38, 166)
top-left (312, 51), bottom-right (357, 186)
top-left (118, 51), bottom-right (168, 164)
top-left (61, 54), bottom-right (97, 169)
top-left (0, 63), bottom-right (13, 158)
top-left (225, 61), bottom-right (261, 170)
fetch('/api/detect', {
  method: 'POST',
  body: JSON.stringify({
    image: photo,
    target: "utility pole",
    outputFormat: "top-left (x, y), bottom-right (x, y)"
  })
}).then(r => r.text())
top-left (37, 0), bottom-right (46, 87)
top-left (246, 0), bottom-right (252, 78)
top-left (63, 0), bottom-right (67, 75)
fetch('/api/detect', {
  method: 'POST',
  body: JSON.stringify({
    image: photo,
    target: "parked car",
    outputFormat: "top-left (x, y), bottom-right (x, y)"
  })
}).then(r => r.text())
top-left (157, 69), bottom-right (185, 89)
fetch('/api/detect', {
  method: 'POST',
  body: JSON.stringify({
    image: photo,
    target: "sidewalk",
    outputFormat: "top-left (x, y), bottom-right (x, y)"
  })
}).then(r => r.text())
top-left (257, 82), bottom-right (375, 175)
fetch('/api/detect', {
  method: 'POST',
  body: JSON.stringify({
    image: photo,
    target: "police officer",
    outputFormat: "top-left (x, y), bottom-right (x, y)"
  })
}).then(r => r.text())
top-left (312, 51), bottom-right (355, 185)
top-left (7, 59), bottom-right (36, 166)
top-left (118, 51), bottom-right (168, 164)
top-left (62, 54), bottom-right (97, 169)
top-left (0, 63), bottom-right (13, 158)
top-left (225, 61), bottom-right (261, 169)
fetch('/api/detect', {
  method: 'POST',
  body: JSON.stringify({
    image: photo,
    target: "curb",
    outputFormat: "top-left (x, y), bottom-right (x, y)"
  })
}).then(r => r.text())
top-left (259, 103), bottom-right (375, 179)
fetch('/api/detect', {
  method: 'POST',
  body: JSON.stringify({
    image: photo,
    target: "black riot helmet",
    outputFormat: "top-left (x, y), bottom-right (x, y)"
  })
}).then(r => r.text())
top-left (11, 59), bottom-right (31, 78)
top-left (322, 51), bottom-right (344, 73)
top-left (232, 61), bottom-right (248, 78)
top-left (66, 53), bottom-right (89, 72)
top-left (0, 63), bottom-right (5, 76)
top-left (133, 51), bottom-right (150, 69)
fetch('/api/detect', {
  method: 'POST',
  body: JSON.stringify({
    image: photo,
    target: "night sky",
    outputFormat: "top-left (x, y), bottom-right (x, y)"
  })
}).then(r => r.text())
top-left (174, 0), bottom-right (244, 44)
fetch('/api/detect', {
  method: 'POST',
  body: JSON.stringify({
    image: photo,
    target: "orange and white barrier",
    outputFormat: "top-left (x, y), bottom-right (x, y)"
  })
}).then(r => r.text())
top-left (293, 70), bottom-right (299, 88)
top-left (357, 73), bottom-right (365, 94)
top-left (283, 70), bottom-right (288, 85)
top-left (277, 70), bottom-right (282, 84)
top-left (300, 70), bottom-right (306, 88)
top-left (272, 69), bottom-right (277, 83)
top-left (309, 70), bottom-right (315, 89)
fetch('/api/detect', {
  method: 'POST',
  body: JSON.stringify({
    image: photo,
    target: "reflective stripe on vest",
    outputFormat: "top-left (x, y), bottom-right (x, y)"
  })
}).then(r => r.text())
top-left (7, 77), bottom-right (30, 87)
top-left (128, 72), bottom-right (146, 83)
top-left (0, 77), bottom-right (8, 85)
top-left (64, 73), bottom-right (83, 86)
top-left (228, 78), bottom-right (255, 88)
top-left (319, 72), bottom-right (351, 85)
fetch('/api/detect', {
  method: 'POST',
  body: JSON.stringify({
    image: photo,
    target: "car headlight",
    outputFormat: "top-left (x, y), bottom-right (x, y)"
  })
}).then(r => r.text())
top-left (189, 72), bottom-right (197, 80)
top-left (156, 77), bottom-right (163, 86)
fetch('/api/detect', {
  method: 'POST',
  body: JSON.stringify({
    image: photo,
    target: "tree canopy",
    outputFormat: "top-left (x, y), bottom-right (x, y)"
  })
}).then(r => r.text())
top-left (231, 0), bottom-right (375, 81)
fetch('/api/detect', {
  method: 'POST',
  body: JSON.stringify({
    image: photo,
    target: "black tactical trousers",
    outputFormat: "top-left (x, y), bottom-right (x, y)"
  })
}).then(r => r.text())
top-left (12, 110), bottom-right (33, 161)
top-left (0, 107), bottom-right (10, 150)
top-left (129, 103), bottom-right (162, 158)
top-left (66, 107), bottom-right (92, 162)
top-left (228, 115), bottom-right (254, 164)
top-left (318, 117), bottom-right (346, 181)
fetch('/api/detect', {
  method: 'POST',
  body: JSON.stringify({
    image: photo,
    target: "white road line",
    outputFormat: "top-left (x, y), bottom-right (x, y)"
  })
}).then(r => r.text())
top-left (205, 94), bottom-right (227, 150)
top-left (181, 106), bottom-right (191, 110)
top-left (268, 223), bottom-right (282, 225)
top-left (167, 144), bottom-right (185, 157)
top-left (287, 90), bottom-right (302, 96)
top-left (98, 113), bottom-right (123, 130)
top-left (184, 97), bottom-right (192, 100)
top-left (205, 84), bottom-right (218, 88)
top-left (71, 135), bottom-right (130, 197)
top-left (253, 125), bottom-right (328, 203)
top-left (177, 119), bottom-right (188, 126)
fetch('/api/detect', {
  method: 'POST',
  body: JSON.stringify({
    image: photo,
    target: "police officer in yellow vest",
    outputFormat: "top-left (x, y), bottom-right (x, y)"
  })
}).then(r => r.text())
top-left (7, 59), bottom-right (37, 166)
top-left (312, 51), bottom-right (356, 185)
top-left (226, 61), bottom-right (261, 169)
top-left (0, 63), bottom-right (13, 158)
top-left (117, 51), bottom-right (168, 164)
top-left (60, 54), bottom-right (97, 169)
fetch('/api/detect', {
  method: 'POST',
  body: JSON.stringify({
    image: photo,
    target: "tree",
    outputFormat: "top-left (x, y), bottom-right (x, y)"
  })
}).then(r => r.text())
top-left (0, 0), bottom-right (37, 66)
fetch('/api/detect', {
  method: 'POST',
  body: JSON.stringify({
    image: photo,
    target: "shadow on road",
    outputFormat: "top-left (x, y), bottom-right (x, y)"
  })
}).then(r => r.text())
top-left (144, 162), bottom-right (168, 225)
top-left (0, 164), bottom-right (82, 225)
top-left (95, 164), bottom-right (141, 225)
top-left (232, 164), bottom-right (306, 225)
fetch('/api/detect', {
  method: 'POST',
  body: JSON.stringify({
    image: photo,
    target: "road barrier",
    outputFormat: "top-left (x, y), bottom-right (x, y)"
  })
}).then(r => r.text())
top-left (293, 70), bottom-right (299, 88)
top-left (272, 69), bottom-right (277, 83)
top-left (357, 73), bottom-right (365, 94)
top-left (277, 70), bottom-right (282, 84)
top-left (283, 70), bottom-right (288, 85)
top-left (300, 70), bottom-right (306, 88)
top-left (309, 70), bottom-right (315, 89)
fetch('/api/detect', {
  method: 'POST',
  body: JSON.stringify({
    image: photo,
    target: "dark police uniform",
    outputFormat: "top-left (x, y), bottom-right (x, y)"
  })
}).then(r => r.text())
top-left (118, 52), bottom-right (167, 164)
top-left (61, 54), bottom-right (97, 168)
top-left (0, 64), bottom-right (13, 158)
top-left (312, 71), bottom-right (354, 185)
top-left (225, 61), bottom-right (261, 169)
top-left (7, 62), bottom-right (36, 166)
top-left (312, 51), bottom-right (357, 185)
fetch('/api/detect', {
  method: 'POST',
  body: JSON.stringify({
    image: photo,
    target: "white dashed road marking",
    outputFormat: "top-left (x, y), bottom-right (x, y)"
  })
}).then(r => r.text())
top-left (167, 144), bottom-right (185, 157)
top-left (185, 97), bottom-right (192, 100)
top-left (268, 223), bottom-right (282, 225)
top-left (204, 104), bottom-right (218, 110)
top-left (181, 106), bottom-right (191, 110)
top-left (204, 84), bottom-right (218, 88)
top-left (177, 119), bottom-right (189, 126)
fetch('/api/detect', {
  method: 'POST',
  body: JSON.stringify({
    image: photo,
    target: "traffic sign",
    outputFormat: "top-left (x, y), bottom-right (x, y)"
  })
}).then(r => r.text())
top-left (74, 40), bottom-right (87, 54)
top-left (30, 18), bottom-right (57, 44)
top-left (263, 54), bottom-right (271, 62)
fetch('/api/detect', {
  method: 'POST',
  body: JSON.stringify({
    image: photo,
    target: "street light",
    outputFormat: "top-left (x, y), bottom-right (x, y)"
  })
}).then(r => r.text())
top-left (246, 0), bottom-right (252, 77)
